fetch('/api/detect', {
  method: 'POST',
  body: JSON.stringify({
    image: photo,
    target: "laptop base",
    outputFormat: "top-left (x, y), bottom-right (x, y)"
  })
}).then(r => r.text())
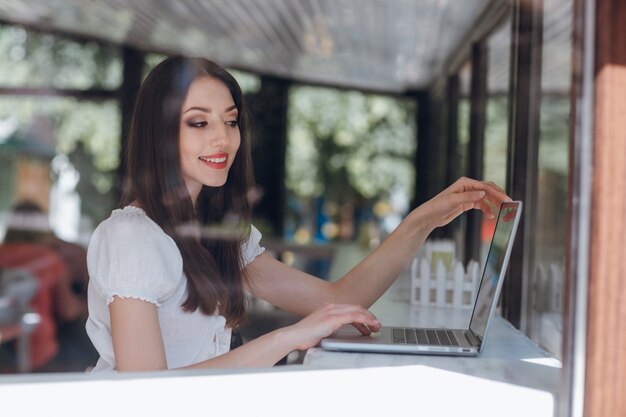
top-left (320, 326), bottom-right (480, 356)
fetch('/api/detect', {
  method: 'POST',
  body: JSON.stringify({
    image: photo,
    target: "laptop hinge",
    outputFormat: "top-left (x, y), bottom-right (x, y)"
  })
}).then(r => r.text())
top-left (466, 330), bottom-right (482, 347)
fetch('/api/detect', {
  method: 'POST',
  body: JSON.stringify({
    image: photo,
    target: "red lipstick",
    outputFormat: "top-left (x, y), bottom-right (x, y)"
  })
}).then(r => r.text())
top-left (199, 153), bottom-right (228, 169)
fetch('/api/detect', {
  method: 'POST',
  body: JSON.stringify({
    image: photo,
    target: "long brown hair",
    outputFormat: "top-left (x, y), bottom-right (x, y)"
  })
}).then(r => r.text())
top-left (121, 56), bottom-right (254, 327)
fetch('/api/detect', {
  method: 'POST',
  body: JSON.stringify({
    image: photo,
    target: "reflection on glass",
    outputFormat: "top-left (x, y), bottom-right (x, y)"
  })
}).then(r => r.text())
top-left (526, 0), bottom-right (573, 358)
top-left (470, 202), bottom-right (520, 340)
top-left (483, 17), bottom-right (511, 189)
top-left (0, 23), bottom-right (121, 90)
top-left (284, 85), bottom-right (416, 269)
top-left (451, 62), bottom-right (472, 262)
top-left (481, 17), bottom-right (511, 265)
top-left (0, 24), bottom-right (119, 373)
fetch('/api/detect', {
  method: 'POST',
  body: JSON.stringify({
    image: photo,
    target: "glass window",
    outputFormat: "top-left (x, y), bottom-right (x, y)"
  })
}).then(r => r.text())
top-left (457, 61), bottom-right (472, 179)
top-left (484, 18), bottom-right (511, 190)
top-left (526, 0), bottom-right (573, 358)
top-left (450, 61), bottom-right (472, 261)
top-left (143, 53), bottom-right (168, 79)
top-left (481, 18), bottom-right (512, 262)
top-left (0, 23), bottom-right (121, 90)
top-left (285, 86), bottom-right (416, 277)
top-left (0, 97), bottom-right (120, 242)
top-left (0, 24), bottom-right (120, 373)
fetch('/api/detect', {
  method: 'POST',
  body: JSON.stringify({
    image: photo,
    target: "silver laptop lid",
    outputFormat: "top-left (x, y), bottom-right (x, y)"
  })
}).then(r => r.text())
top-left (468, 201), bottom-right (522, 346)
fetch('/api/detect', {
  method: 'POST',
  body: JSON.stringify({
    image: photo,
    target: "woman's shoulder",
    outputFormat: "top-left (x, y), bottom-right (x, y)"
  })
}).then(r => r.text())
top-left (94, 206), bottom-right (163, 238)
top-left (87, 206), bottom-right (183, 302)
top-left (89, 206), bottom-right (177, 253)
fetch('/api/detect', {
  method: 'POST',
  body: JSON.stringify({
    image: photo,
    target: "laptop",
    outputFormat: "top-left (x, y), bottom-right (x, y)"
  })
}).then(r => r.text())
top-left (320, 201), bottom-right (523, 356)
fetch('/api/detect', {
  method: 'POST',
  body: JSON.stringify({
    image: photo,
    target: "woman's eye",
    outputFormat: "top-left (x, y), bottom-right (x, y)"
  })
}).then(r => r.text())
top-left (187, 121), bottom-right (207, 128)
top-left (226, 120), bottom-right (239, 128)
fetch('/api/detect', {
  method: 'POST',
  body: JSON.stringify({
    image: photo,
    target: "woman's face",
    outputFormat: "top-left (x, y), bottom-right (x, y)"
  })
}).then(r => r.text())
top-left (179, 76), bottom-right (241, 202)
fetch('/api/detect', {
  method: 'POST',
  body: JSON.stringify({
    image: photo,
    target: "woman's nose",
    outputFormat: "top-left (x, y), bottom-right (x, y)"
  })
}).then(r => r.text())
top-left (209, 125), bottom-right (228, 148)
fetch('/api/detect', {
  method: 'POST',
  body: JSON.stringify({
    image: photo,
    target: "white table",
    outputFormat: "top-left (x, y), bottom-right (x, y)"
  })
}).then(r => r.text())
top-left (0, 269), bottom-right (561, 417)
top-left (303, 271), bottom-right (562, 414)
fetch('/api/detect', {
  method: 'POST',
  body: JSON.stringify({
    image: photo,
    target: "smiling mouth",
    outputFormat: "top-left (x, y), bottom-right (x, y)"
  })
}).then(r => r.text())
top-left (199, 154), bottom-right (228, 168)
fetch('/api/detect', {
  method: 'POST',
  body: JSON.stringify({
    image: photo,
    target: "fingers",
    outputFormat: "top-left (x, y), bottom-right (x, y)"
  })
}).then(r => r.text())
top-left (480, 180), bottom-right (507, 196)
top-left (444, 190), bottom-right (487, 215)
top-left (333, 304), bottom-right (381, 331)
top-left (352, 322), bottom-right (375, 335)
top-left (318, 303), bottom-right (381, 332)
top-left (483, 182), bottom-right (511, 205)
top-left (290, 303), bottom-right (381, 351)
top-left (475, 181), bottom-right (513, 218)
top-left (454, 178), bottom-right (512, 212)
top-left (473, 198), bottom-right (498, 219)
top-left (425, 179), bottom-right (510, 228)
top-left (453, 177), bottom-right (512, 203)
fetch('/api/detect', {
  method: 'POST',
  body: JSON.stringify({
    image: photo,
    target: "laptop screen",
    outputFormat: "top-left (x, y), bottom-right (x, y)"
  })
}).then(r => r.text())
top-left (468, 201), bottom-right (522, 341)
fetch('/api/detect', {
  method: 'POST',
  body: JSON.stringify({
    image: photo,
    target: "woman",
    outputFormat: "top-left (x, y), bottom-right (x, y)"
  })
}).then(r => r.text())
top-left (86, 55), bottom-right (510, 372)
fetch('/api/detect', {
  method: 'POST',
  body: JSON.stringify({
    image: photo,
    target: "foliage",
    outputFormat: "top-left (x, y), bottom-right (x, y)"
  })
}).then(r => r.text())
top-left (483, 97), bottom-right (509, 187)
top-left (0, 23), bottom-right (122, 224)
top-left (0, 23), bottom-right (121, 89)
top-left (538, 98), bottom-right (569, 175)
top-left (286, 86), bottom-right (416, 202)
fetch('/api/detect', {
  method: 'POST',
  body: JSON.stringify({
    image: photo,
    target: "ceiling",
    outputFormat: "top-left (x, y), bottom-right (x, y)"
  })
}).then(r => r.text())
top-left (0, 0), bottom-right (503, 93)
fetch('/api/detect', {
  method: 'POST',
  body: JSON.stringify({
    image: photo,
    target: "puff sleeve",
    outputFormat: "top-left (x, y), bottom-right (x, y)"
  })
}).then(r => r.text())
top-left (241, 225), bottom-right (265, 267)
top-left (87, 209), bottom-right (182, 307)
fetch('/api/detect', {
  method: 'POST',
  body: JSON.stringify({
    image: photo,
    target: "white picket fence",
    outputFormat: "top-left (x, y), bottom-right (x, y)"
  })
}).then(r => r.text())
top-left (410, 256), bottom-right (481, 309)
top-left (410, 238), bottom-right (565, 315)
top-left (411, 261), bottom-right (564, 311)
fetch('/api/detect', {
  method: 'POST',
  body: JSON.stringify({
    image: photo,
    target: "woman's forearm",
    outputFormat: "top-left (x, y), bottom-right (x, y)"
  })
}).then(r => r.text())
top-left (327, 177), bottom-right (510, 309)
top-left (329, 206), bottom-right (432, 308)
top-left (181, 327), bottom-right (296, 369)
top-left (178, 302), bottom-right (382, 369)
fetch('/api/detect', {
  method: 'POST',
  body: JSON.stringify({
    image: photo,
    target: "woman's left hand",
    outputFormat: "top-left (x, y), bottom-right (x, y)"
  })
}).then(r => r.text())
top-left (416, 176), bottom-right (512, 232)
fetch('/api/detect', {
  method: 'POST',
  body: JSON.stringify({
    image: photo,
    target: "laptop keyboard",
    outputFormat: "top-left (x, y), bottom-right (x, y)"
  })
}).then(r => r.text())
top-left (392, 328), bottom-right (459, 346)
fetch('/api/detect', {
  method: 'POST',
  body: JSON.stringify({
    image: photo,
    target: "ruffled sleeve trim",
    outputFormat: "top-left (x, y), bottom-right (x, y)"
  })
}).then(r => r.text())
top-left (106, 290), bottom-right (161, 307)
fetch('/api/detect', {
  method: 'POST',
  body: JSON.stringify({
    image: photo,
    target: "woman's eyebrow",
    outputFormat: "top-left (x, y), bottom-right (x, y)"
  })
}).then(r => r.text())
top-left (183, 106), bottom-right (210, 114)
top-left (183, 105), bottom-right (237, 114)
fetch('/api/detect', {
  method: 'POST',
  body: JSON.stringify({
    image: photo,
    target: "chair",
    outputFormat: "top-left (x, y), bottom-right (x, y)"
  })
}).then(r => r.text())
top-left (0, 243), bottom-right (66, 372)
top-left (0, 268), bottom-right (41, 372)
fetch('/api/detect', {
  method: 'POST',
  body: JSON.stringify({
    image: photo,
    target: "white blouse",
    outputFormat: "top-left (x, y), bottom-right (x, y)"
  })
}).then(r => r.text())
top-left (85, 206), bottom-right (265, 372)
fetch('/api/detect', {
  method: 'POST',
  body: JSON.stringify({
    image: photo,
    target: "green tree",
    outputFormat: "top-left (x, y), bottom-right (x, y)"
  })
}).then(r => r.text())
top-left (287, 86), bottom-right (416, 203)
top-left (0, 23), bottom-right (122, 225)
top-left (286, 86), bottom-right (416, 242)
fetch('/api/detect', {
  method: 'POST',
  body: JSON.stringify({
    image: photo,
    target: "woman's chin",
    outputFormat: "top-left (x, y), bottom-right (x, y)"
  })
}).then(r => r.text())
top-left (203, 178), bottom-right (228, 188)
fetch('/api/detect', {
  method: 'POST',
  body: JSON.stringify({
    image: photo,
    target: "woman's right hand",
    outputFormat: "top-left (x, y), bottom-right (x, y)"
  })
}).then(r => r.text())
top-left (414, 177), bottom-right (511, 233)
top-left (284, 303), bottom-right (381, 351)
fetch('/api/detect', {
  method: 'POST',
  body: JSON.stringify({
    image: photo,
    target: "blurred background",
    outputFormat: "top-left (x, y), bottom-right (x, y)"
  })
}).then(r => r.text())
top-left (0, 0), bottom-right (571, 374)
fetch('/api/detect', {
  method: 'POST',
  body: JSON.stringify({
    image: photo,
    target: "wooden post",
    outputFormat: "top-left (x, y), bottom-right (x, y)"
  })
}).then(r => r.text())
top-left (583, 0), bottom-right (626, 415)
